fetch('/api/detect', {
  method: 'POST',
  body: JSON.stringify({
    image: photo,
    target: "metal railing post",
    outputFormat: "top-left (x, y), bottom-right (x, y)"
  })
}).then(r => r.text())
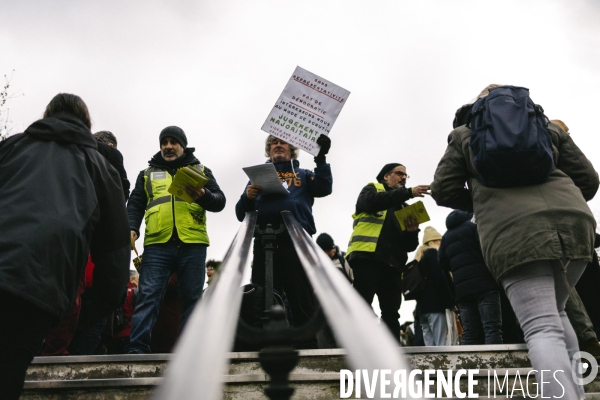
top-left (260, 307), bottom-right (298, 400)
top-left (255, 223), bottom-right (285, 316)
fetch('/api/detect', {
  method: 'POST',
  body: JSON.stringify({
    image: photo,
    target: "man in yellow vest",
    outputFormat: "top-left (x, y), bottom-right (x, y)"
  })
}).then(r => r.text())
top-left (126, 126), bottom-right (226, 354)
top-left (346, 163), bottom-right (430, 342)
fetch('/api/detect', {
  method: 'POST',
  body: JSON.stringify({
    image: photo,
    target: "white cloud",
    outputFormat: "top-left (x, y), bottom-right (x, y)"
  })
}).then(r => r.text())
top-left (2, 0), bottom-right (600, 324)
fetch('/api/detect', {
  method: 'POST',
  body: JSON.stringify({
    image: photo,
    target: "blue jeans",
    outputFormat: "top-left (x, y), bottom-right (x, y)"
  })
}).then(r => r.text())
top-left (127, 240), bottom-right (207, 354)
top-left (419, 312), bottom-right (447, 346)
top-left (458, 290), bottom-right (503, 345)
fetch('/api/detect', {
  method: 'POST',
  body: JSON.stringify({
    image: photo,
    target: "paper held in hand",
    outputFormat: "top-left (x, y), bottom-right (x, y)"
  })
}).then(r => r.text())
top-left (168, 166), bottom-right (210, 203)
top-left (242, 163), bottom-right (289, 196)
top-left (261, 66), bottom-right (350, 156)
top-left (394, 201), bottom-right (431, 231)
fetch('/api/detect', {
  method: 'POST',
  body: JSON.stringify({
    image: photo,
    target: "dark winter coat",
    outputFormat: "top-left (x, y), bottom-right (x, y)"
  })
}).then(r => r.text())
top-left (431, 121), bottom-right (598, 280)
top-left (127, 148), bottom-right (226, 238)
top-left (438, 210), bottom-right (498, 302)
top-left (0, 112), bottom-right (130, 318)
top-left (332, 247), bottom-right (353, 284)
top-left (235, 159), bottom-right (332, 235)
top-left (415, 248), bottom-right (455, 316)
top-left (348, 183), bottom-right (419, 268)
top-left (96, 142), bottom-right (130, 201)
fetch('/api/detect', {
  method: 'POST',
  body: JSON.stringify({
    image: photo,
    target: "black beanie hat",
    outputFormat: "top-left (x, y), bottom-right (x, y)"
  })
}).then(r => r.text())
top-left (316, 233), bottom-right (335, 251)
top-left (159, 126), bottom-right (188, 149)
top-left (376, 163), bottom-right (403, 183)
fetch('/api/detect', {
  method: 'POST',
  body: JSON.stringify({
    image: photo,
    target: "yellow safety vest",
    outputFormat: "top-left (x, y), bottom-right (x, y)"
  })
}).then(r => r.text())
top-left (143, 165), bottom-right (209, 246)
top-left (346, 183), bottom-right (386, 257)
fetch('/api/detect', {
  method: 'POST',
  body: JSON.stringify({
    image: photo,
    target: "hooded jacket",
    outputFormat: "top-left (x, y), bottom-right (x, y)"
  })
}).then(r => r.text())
top-left (414, 248), bottom-right (455, 316)
top-left (127, 148), bottom-right (226, 240)
top-left (0, 112), bottom-right (130, 318)
top-left (438, 210), bottom-right (498, 302)
top-left (431, 120), bottom-right (599, 281)
top-left (96, 141), bottom-right (130, 201)
top-left (235, 159), bottom-right (332, 235)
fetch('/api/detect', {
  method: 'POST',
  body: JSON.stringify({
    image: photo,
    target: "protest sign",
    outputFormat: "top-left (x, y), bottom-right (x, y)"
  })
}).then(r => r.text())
top-left (261, 66), bottom-right (350, 156)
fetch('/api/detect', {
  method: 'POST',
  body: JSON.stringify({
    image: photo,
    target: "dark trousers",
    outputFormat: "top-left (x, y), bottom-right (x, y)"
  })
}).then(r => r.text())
top-left (575, 255), bottom-right (600, 338)
top-left (350, 257), bottom-right (402, 342)
top-left (500, 288), bottom-right (525, 344)
top-left (251, 236), bottom-right (317, 348)
top-left (41, 278), bottom-right (85, 356)
top-left (565, 288), bottom-right (597, 345)
top-left (0, 290), bottom-right (55, 400)
top-left (107, 337), bottom-right (130, 354)
top-left (68, 315), bottom-right (108, 355)
top-left (458, 290), bottom-right (503, 345)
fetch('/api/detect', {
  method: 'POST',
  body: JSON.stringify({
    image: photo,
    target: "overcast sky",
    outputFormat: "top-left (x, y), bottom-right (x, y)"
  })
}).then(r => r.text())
top-left (2, 0), bottom-right (600, 323)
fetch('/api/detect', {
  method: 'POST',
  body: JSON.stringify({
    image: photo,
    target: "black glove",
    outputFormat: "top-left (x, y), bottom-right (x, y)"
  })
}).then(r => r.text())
top-left (314, 134), bottom-right (331, 163)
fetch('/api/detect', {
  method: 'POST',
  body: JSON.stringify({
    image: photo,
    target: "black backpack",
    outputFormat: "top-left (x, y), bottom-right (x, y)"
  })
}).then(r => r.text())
top-left (468, 86), bottom-right (554, 187)
top-left (401, 260), bottom-right (429, 300)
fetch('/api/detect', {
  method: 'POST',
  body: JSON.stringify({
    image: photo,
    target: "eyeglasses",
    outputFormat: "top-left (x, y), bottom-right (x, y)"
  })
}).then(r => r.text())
top-left (390, 171), bottom-right (409, 178)
top-left (206, 266), bottom-right (215, 270)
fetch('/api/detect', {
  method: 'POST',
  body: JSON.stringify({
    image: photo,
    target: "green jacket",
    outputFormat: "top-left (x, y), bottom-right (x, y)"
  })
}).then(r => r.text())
top-left (431, 122), bottom-right (599, 281)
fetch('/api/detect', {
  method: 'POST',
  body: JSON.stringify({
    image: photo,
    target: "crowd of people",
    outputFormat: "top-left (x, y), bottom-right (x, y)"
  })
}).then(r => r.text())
top-left (1, 84), bottom-right (599, 399)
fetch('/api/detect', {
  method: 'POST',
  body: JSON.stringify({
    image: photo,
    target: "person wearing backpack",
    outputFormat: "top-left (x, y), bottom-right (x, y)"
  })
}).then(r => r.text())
top-left (413, 226), bottom-right (455, 346)
top-left (431, 84), bottom-right (599, 399)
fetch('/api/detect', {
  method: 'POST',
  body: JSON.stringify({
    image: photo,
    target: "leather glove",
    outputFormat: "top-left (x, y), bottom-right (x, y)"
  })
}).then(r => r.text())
top-left (314, 134), bottom-right (331, 163)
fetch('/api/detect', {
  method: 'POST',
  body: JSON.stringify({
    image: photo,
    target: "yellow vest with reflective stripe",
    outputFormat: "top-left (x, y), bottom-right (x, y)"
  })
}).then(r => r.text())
top-left (143, 165), bottom-right (209, 246)
top-left (346, 183), bottom-right (386, 257)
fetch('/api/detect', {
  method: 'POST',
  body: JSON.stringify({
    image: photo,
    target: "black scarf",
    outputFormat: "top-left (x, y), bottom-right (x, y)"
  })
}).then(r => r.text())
top-left (149, 147), bottom-right (200, 171)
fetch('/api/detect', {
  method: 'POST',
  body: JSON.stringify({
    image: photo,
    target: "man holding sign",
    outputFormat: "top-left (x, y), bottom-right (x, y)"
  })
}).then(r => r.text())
top-left (346, 163), bottom-right (430, 342)
top-left (235, 134), bottom-right (332, 348)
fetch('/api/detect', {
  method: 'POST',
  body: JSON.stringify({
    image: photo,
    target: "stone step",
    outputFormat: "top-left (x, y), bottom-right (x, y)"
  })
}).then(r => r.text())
top-left (22, 344), bottom-right (600, 399)
top-left (26, 345), bottom-right (529, 381)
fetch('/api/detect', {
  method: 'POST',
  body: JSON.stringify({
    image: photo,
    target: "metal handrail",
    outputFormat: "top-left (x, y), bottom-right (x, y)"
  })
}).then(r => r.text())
top-left (281, 211), bottom-right (415, 395)
top-left (153, 211), bottom-right (257, 400)
top-left (155, 210), bottom-right (416, 399)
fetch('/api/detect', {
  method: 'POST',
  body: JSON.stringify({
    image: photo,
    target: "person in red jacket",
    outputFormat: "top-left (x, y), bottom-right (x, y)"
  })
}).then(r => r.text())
top-left (108, 270), bottom-right (139, 354)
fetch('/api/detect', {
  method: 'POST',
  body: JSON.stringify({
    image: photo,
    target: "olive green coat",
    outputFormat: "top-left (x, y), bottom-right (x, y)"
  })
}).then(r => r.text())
top-left (431, 122), bottom-right (599, 281)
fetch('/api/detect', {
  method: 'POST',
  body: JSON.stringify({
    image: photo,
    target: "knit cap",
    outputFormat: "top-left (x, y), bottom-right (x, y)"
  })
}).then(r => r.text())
top-left (159, 126), bottom-right (188, 149)
top-left (422, 226), bottom-right (442, 244)
top-left (376, 163), bottom-right (403, 183)
top-left (316, 233), bottom-right (335, 251)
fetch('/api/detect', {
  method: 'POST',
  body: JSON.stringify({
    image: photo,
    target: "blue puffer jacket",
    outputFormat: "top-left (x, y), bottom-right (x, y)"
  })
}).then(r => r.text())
top-left (235, 159), bottom-right (332, 235)
top-left (438, 210), bottom-right (499, 302)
